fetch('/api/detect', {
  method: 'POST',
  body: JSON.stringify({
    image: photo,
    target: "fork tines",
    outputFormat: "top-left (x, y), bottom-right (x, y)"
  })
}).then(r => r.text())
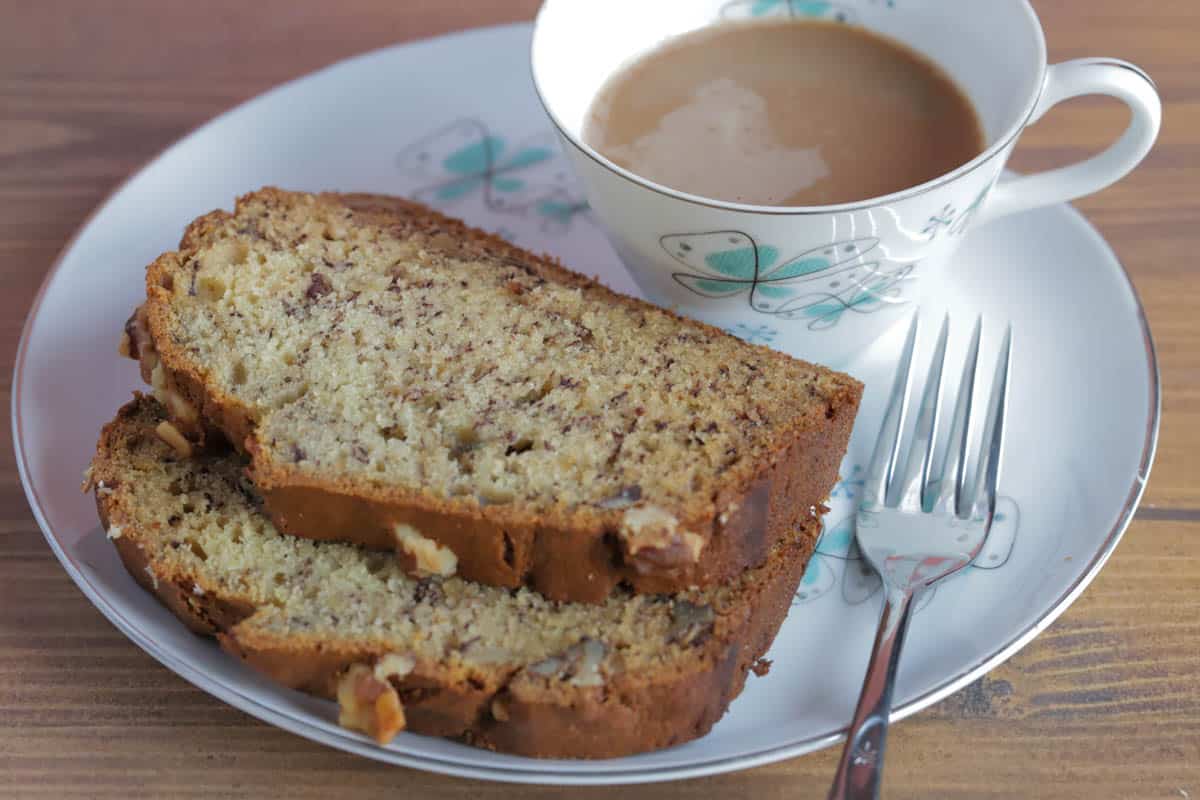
top-left (861, 313), bottom-right (1013, 521)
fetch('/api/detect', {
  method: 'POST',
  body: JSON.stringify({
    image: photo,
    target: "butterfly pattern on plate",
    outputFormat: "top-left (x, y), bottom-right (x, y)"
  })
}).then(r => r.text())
top-left (794, 468), bottom-right (1022, 609)
top-left (798, 516), bottom-right (944, 611)
top-left (794, 514), bottom-right (880, 606)
top-left (662, 230), bottom-right (914, 330)
top-left (396, 118), bottom-right (589, 232)
top-left (719, 0), bottom-right (861, 23)
top-left (724, 323), bottom-right (779, 345)
top-left (533, 195), bottom-right (591, 235)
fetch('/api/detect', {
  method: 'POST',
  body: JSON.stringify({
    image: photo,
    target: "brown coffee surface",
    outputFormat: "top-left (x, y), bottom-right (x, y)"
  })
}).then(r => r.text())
top-left (583, 19), bottom-right (985, 206)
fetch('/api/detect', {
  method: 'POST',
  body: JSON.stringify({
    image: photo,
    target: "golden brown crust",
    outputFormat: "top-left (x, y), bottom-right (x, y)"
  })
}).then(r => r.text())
top-left (470, 527), bottom-right (809, 757)
top-left (115, 528), bottom-right (812, 758)
top-left (92, 396), bottom-right (820, 758)
top-left (134, 188), bottom-right (862, 604)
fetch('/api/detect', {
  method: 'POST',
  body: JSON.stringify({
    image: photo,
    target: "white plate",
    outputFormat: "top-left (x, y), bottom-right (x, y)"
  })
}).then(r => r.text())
top-left (13, 23), bottom-right (1157, 785)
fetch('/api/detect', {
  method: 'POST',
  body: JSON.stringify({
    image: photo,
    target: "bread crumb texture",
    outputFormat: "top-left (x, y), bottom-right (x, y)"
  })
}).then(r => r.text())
top-left (148, 190), bottom-right (859, 522)
top-left (92, 398), bottom-right (805, 687)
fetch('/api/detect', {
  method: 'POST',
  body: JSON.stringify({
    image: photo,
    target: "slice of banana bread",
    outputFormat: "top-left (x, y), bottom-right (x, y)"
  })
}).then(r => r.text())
top-left (90, 396), bottom-right (819, 758)
top-left (127, 188), bottom-right (861, 603)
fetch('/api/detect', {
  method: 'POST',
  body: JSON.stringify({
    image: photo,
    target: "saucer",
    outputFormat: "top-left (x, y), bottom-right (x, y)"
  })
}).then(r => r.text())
top-left (13, 23), bottom-right (1156, 785)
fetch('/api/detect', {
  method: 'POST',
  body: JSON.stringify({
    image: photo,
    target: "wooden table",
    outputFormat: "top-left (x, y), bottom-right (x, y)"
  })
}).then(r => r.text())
top-left (2, 2), bottom-right (1196, 797)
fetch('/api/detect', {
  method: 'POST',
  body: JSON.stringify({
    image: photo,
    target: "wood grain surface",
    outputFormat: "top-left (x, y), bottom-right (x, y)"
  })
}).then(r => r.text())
top-left (1, 2), bottom-right (1197, 798)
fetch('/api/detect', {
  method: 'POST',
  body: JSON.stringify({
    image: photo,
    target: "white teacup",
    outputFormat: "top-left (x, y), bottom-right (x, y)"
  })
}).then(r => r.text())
top-left (531, 0), bottom-right (1160, 365)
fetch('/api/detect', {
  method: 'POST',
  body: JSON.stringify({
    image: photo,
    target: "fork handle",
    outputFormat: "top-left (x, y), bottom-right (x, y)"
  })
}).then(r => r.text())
top-left (828, 587), bottom-right (917, 800)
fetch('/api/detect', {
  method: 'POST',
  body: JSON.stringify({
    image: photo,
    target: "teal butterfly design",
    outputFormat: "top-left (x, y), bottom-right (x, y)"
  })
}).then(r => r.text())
top-left (794, 496), bottom-right (1021, 606)
top-left (795, 514), bottom-right (937, 607)
top-left (397, 119), bottom-right (575, 216)
top-left (797, 265), bottom-right (915, 330)
top-left (795, 514), bottom-right (906, 605)
top-left (663, 230), bottom-right (911, 330)
top-left (720, 0), bottom-right (859, 22)
top-left (534, 194), bottom-right (590, 235)
top-left (725, 323), bottom-right (778, 345)
top-left (795, 514), bottom-right (873, 604)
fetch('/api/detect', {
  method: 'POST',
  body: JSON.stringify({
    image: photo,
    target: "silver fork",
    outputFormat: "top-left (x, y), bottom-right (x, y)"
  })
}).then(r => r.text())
top-left (828, 314), bottom-right (1012, 800)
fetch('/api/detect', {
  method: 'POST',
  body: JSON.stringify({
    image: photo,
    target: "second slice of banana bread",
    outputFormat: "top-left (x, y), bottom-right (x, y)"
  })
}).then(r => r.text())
top-left (90, 395), bottom-right (819, 758)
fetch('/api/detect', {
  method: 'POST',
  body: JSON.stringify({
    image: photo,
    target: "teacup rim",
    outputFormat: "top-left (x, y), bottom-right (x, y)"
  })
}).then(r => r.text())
top-left (530, 0), bottom-right (1049, 216)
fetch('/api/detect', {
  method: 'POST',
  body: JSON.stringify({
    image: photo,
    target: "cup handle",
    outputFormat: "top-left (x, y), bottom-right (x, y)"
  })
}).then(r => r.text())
top-left (973, 58), bottom-right (1161, 227)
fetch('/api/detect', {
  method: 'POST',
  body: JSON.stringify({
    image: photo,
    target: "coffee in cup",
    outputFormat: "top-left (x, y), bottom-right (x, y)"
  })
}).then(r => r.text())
top-left (583, 19), bottom-right (986, 207)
